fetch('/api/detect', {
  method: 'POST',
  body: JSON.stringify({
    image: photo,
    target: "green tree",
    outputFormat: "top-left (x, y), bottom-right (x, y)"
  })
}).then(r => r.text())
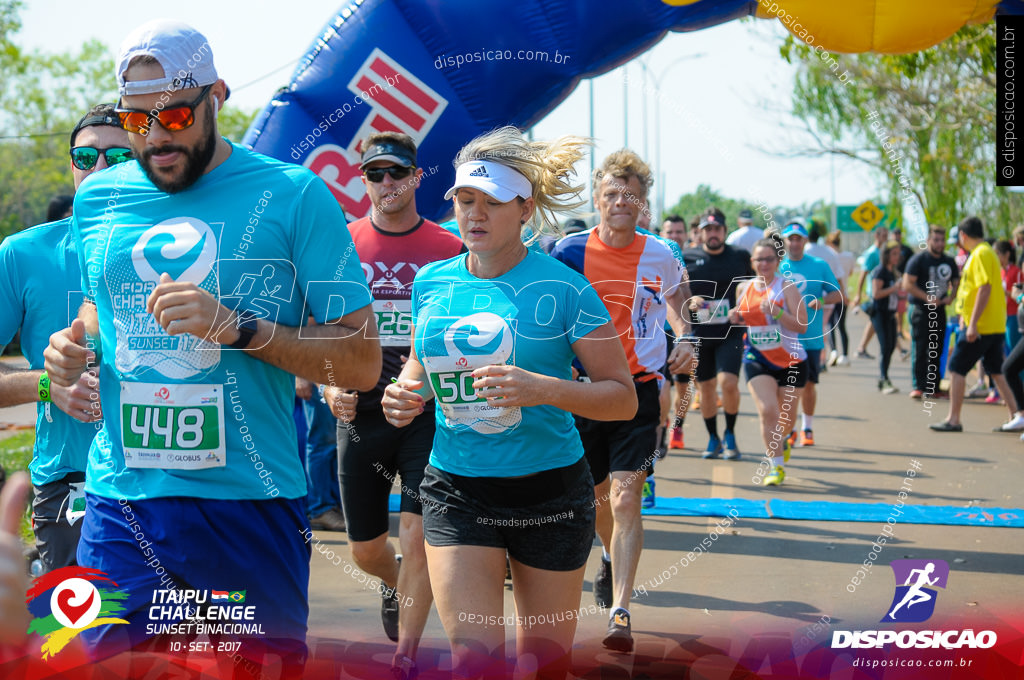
top-left (218, 105), bottom-right (258, 144)
top-left (0, 0), bottom-right (116, 237)
top-left (782, 23), bottom-right (1020, 237)
top-left (0, 1), bottom-right (257, 237)
top-left (666, 184), bottom-right (798, 232)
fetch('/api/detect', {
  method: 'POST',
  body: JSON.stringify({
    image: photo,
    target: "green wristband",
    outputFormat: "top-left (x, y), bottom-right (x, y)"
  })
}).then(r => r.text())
top-left (38, 372), bottom-right (52, 402)
top-left (773, 307), bottom-right (784, 320)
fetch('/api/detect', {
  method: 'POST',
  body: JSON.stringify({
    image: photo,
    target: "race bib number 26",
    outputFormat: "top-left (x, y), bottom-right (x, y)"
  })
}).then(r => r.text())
top-left (120, 383), bottom-right (226, 470)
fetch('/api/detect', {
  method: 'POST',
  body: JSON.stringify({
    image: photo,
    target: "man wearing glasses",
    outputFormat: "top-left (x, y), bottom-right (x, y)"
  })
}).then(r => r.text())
top-left (44, 20), bottom-right (380, 670)
top-left (0, 104), bottom-right (130, 575)
top-left (322, 132), bottom-right (462, 677)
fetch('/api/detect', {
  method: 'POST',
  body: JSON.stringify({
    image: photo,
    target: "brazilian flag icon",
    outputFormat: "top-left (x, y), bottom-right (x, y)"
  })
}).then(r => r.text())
top-left (229, 591), bottom-right (246, 603)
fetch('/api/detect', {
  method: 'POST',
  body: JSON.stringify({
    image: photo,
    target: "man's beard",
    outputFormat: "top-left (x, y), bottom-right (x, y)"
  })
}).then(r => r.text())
top-left (137, 107), bottom-right (218, 194)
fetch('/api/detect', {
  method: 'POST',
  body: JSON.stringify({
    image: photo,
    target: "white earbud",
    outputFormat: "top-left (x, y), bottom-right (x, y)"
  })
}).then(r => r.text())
top-left (213, 97), bottom-right (220, 114)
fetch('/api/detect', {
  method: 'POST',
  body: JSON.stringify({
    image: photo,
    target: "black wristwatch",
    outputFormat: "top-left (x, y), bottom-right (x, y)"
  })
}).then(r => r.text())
top-left (227, 311), bottom-right (259, 349)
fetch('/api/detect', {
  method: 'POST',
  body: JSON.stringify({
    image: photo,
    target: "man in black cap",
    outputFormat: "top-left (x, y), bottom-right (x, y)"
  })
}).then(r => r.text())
top-left (0, 103), bottom-right (130, 575)
top-left (682, 207), bottom-right (755, 459)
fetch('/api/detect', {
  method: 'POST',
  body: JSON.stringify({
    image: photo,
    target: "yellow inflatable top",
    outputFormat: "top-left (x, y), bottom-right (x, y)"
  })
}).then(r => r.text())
top-left (753, 0), bottom-right (998, 54)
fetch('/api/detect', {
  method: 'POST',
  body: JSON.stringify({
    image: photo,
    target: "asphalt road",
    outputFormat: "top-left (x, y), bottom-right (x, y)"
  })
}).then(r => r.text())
top-left (3, 314), bottom-right (1022, 678)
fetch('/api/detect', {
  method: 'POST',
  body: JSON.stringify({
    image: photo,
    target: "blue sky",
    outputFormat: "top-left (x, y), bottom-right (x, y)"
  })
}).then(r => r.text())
top-left (19, 0), bottom-right (880, 212)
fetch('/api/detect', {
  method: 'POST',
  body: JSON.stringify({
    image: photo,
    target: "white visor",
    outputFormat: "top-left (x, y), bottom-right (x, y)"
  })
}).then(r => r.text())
top-left (444, 160), bottom-right (532, 203)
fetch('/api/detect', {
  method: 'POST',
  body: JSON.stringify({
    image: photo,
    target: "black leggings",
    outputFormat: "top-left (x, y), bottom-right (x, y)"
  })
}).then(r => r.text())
top-left (829, 301), bottom-right (849, 355)
top-left (1002, 335), bottom-right (1024, 411)
top-left (870, 309), bottom-right (897, 381)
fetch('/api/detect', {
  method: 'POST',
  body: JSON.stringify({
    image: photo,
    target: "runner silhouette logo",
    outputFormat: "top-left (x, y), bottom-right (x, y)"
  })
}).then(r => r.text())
top-left (881, 559), bottom-right (949, 623)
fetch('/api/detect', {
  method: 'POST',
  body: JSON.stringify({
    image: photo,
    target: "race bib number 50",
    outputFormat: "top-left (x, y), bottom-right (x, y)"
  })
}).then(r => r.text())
top-left (421, 354), bottom-right (521, 435)
top-left (120, 382), bottom-right (226, 469)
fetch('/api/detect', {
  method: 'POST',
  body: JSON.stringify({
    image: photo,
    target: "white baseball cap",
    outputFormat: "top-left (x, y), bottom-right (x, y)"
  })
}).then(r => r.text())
top-left (117, 20), bottom-right (221, 96)
top-left (444, 160), bottom-right (532, 203)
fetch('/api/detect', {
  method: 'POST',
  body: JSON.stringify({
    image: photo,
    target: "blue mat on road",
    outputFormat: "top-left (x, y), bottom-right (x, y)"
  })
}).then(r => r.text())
top-left (388, 495), bottom-right (1024, 527)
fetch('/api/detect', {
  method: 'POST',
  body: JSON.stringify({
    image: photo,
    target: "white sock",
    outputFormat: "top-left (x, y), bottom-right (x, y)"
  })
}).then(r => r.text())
top-left (602, 548), bottom-right (611, 562)
top-left (772, 456), bottom-right (784, 468)
top-left (802, 414), bottom-right (813, 431)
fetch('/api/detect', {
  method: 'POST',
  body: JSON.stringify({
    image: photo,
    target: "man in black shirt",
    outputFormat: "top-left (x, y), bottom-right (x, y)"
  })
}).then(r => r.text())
top-left (681, 207), bottom-right (755, 459)
top-left (902, 225), bottom-right (960, 399)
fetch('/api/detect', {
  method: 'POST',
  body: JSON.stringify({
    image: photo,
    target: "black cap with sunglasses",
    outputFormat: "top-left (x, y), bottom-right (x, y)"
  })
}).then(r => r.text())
top-left (70, 103), bottom-right (134, 171)
top-left (360, 140), bottom-right (416, 170)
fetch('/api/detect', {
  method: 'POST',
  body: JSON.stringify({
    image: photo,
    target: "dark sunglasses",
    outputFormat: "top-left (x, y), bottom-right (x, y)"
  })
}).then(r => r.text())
top-left (363, 165), bottom-right (414, 183)
top-left (70, 146), bottom-right (134, 170)
top-left (115, 84), bottom-right (212, 135)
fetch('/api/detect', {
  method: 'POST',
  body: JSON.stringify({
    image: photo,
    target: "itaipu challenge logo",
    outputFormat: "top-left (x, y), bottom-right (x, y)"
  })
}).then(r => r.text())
top-left (26, 566), bottom-right (129, 658)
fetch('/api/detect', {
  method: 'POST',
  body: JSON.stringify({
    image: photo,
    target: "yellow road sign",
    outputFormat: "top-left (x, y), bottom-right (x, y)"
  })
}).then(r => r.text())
top-left (851, 200), bottom-right (883, 231)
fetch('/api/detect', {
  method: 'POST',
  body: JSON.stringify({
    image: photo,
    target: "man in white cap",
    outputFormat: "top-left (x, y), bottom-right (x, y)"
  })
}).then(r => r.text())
top-left (44, 20), bottom-right (380, 669)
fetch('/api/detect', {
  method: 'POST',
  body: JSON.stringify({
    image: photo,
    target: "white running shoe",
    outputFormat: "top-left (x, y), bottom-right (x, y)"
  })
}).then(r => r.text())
top-left (998, 413), bottom-right (1024, 432)
top-left (828, 349), bottom-right (839, 367)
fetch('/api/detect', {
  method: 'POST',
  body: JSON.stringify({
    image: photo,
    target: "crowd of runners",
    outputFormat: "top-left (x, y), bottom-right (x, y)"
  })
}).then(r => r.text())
top-left (0, 18), bottom-right (1022, 680)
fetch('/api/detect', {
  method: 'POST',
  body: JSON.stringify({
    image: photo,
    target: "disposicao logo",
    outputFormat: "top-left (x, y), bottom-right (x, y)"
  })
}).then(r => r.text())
top-left (26, 566), bottom-right (129, 659)
top-left (831, 559), bottom-right (996, 650)
top-left (882, 559), bottom-right (948, 623)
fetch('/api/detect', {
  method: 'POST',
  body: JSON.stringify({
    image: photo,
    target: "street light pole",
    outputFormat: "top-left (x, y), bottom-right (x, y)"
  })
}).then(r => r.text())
top-left (648, 52), bottom-right (706, 222)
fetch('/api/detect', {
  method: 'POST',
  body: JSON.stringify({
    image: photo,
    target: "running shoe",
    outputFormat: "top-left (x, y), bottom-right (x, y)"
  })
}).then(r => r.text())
top-left (391, 655), bottom-right (418, 680)
top-left (882, 380), bottom-right (898, 395)
top-left (799, 429), bottom-right (815, 447)
top-left (966, 383), bottom-right (989, 398)
top-left (594, 556), bottom-right (612, 608)
top-left (603, 608), bottom-right (634, 653)
top-left (763, 465), bottom-right (786, 486)
top-left (381, 586), bottom-right (400, 642)
top-left (909, 389), bottom-right (924, 399)
top-left (985, 392), bottom-right (1003, 405)
top-left (997, 414), bottom-right (1024, 432)
top-left (703, 435), bottom-right (723, 459)
top-left (836, 355), bottom-right (850, 366)
top-left (641, 477), bottom-right (656, 509)
top-left (856, 349), bottom-right (874, 360)
top-left (669, 425), bottom-right (685, 450)
top-left (828, 349), bottom-right (839, 367)
top-left (310, 507), bottom-right (346, 532)
top-left (786, 430), bottom-right (798, 448)
top-left (723, 431), bottom-right (740, 460)
top-left (782, 438), bottom-right (791, 463)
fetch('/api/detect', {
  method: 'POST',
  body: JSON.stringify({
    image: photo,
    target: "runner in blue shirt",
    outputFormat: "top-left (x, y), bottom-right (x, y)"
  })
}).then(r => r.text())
top-left (0, 105), bottom-right (131, 573)
top-left (382, 127), bottom-right (635, 680)
top-left (781, 222), bottom-right (842, 448)
top-left (43, 20), bottom-right (380, 671)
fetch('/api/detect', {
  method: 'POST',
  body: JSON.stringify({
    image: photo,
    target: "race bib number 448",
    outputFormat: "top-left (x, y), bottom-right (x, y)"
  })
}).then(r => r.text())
top-left (120, 383), bottom-right (226, 469)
